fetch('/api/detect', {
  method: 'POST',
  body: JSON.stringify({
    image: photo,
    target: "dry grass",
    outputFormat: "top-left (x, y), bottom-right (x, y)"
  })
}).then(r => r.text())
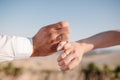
top-left (0, 52), bottom-right (119, 80)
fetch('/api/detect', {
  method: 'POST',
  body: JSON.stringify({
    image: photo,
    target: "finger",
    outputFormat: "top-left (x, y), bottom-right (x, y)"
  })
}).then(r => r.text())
top-left (57, 53), bottom-right (66, 62)
top-left (61, 57), bottom-right (79, 71)
top-left (45, 21), bottom-right (69, 30)
top-left (67, 57), bottom-right (79, 70)
top-left (57, 45), bottom-right (72, 62)
top-left (50, 34), bottom-right (69, 51)
top-left (57, 41), bottom-right (71, 51)
top-left (50, 42), bottom-right (59, 51)
top-left (62, 51), bottom-right (76, 65)
top-left (58, 60), bottom-right (64, 66)
top-left (57, 41), bottom-right (67, 51)
top-left (57, 48), bottom-right (73, 65)
top-left (56, 33), bottom-right (69, 42)
top-left (56, 27), bottom-right (70, 42)
top-left (57, 27), bottom-right (70, 34)
top-left (63, 42), bottom-right (71, 50)
top-left (57, 21), bottom-right (69, 29)
top-left (57, 52), bottom-right (67, 62)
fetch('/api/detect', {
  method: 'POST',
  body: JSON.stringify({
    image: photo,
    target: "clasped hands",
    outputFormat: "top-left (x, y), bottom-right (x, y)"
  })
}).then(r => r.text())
top-left (31, 21), bottom-right (85, 71)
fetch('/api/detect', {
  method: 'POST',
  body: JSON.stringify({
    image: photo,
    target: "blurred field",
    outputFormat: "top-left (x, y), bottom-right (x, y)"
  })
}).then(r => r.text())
top-left (0, 51), bottom-right (120, 80)
top-left (82, 52), bottom-right (120, 68)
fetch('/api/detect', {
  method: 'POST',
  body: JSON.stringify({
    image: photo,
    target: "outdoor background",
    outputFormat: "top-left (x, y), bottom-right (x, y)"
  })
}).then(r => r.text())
top-left (0, 0), bottom-right (120, 80)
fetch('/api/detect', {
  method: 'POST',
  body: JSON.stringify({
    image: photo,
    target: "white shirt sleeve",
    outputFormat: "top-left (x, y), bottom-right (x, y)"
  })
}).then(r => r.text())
top-left (0, 35), bottom-right (33, 62)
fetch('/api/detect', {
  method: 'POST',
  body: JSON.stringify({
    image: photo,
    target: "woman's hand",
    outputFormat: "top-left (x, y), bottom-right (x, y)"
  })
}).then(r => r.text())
top-left (57, 41), bottom-right (86, 71)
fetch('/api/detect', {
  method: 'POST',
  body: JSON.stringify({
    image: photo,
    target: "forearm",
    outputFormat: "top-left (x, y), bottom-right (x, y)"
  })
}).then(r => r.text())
top-left (77, 30), bottom-right (120, 53)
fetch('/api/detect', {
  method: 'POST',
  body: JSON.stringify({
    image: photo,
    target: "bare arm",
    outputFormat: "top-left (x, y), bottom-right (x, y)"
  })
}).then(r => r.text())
top-left (57, 30), bottom-right (120, 71)
top-left (77, 30), bottom-right (120, 53)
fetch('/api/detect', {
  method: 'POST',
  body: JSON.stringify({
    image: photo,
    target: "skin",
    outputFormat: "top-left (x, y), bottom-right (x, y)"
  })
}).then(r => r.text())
top-left (31, 21), bottom-right (70, 57)
top-left (57, 30), bottom-right (120, 71)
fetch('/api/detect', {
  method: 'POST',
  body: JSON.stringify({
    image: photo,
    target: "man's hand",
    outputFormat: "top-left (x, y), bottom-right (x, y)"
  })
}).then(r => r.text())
top-left (57, 42), bottom-right (86, 71)
top-left (31, 21), bottom-right (70, 56)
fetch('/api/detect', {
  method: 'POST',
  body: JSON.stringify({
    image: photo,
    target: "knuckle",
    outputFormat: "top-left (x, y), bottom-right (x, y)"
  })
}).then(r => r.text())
top-left (42, 25), bottom-right (51, 30)
top-left (58, 21), bottom-right (68, 27)
top-left (48, 32), bottom-right (53, 37)
top-left (48, 33), bottom-right (56, 43)
top-left (66, 27), bottom-right (70, 33)
top-left (72, 50), bottom-right (76, 54)
top-left (59, 56), bottom-right (64, 61)
top-left (63, 60), bottom-right (67, 65)
top-left (67, 65), bottom-right (71, 70)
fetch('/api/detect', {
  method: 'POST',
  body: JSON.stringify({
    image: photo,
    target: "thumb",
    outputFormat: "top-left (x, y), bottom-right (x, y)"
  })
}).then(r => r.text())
top-left (57, 41), bottom-right (67, 51)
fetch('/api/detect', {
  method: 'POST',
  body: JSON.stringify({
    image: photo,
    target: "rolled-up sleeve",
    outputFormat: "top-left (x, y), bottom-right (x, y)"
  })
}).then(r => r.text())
top-left (0, 35), bottom-right (33, 62)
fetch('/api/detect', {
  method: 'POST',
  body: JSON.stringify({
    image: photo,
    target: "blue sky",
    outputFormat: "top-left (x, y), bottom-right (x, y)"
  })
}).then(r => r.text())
top-left (0, 0), bottom-right (120, 42)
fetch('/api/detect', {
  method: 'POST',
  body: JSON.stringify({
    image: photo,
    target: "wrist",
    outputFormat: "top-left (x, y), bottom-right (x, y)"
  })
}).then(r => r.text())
top-left (76, 39), bottom-right (94, 54)
top-left (31, 37), bottom-right (40, 57)
top-left (31, 36), bottom-right (46, 57)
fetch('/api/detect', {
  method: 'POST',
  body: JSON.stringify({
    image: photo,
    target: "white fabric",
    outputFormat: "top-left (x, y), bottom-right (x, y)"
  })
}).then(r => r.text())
top-left (0, 35), bottom-right (33, 62)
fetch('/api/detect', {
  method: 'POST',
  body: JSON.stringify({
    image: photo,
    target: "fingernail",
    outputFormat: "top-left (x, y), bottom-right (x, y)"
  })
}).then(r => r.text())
top-left (57, 41), bottom-right (67, 51)
top-left (66, 51), bottom-right (69, 55)
top-left (57, 45), bottom-right (61, 51)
